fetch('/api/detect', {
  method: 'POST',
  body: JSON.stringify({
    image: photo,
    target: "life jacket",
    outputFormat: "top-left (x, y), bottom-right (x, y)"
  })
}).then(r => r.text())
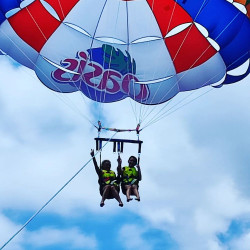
top-left (101, 170), bottom-right (118, 186)
top-left (122, 166), bottom-right (138, 184)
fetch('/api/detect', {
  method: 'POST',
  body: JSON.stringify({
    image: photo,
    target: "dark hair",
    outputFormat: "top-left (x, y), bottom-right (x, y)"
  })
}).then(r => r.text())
top-left (101, 160), bottom-right (111, 169)
top-left (129, 156), bottom-right (137, 165)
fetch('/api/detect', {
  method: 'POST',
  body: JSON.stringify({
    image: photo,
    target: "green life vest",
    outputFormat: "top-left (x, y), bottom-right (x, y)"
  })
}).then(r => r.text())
top-left (122, 166), bottom-right (138, 184)
top-left (101, 170), bottom-right (117, 185)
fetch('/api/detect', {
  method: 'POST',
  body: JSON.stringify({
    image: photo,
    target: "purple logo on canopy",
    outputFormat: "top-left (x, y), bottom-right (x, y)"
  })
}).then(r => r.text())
top-left (52, 45), bottom-right (149, 103)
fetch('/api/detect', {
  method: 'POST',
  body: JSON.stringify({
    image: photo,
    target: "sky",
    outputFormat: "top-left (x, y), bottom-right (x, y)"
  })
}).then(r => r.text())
top-left (0, 55), bottom-right (250, 250)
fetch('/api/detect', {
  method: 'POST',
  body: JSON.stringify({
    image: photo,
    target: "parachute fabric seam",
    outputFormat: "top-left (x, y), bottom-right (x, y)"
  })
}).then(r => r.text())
top-left (57, 0), bottom-right (66, 20)
top-left (126, 1), bottom-right (139, 125)
top-left (127, 1), bottom-right (138, 124)
top-left (87, 0), bottom-right (109, 121)
top-left (137, 0), bottom-right (155, 122)
top-left (25, 5), bottom-right (49, 43)
top-left (101, 4), bottom-right (121, 105)
top-left (60, 20), bottom-right (102, 120)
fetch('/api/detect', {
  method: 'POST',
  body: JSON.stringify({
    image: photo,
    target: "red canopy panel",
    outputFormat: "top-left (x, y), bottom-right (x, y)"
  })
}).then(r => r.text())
top-left (43, 0), bottom-right (79, 21)
top-left (147, 0), bottom-right (217, 72)
top-left (8, 0), bottom-right (79, 52)
top-left (8, 0), bottom-right (60, 52)
top-left (165, 25), bottom-right (217, 73)
top-left (146, 0), bottom-right (192, 36)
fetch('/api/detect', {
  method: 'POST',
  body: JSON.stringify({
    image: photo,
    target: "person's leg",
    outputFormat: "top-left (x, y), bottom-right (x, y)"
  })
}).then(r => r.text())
top-left (111, 186), bottom-right (123, 207)
top-left (132, 185), bottom-right (140, 201)
top-left (125, 185), bottom-right (133, 202)
top-left (100, 185), bottom-right (111, 207)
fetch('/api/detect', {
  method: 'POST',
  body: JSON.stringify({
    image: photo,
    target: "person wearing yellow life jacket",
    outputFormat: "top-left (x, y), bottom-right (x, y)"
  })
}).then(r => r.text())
top-left (90, 149), bottom-right (123, 207)
top-left (117, 155), bottom-right (141, 202)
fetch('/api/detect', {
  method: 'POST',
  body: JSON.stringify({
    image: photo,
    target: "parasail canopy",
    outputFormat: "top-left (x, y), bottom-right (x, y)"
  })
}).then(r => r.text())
top-left (0, 0), bottom-right (249, 105)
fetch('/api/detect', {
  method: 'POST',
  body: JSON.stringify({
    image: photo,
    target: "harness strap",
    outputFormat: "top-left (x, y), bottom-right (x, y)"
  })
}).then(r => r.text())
top-left (131, 179), bottom-right (137, 185)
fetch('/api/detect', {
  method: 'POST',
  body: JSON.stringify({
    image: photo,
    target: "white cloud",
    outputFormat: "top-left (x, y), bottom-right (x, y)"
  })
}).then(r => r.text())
top-left (115, 76), bottom-right (250, 249)
top-left (0, 214), bottom-right (97, 250)
top-left (25, 227), bottom-right (97, 249)
top-left (118, 224), bottom-right (152, 250)
top-left (1, 55), bottom-right (250, 250)
top-left (0, 213), bottom-right (24, 250)
top-left (0, 56), bottom-right (99, 214)
top-left (229, 231), bottom-right (250, 250)
top-left (194, 178), bottom-right (250, 234)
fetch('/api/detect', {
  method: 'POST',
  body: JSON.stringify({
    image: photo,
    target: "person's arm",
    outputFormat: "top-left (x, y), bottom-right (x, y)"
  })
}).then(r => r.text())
top-left (90, 149), bottom-right (101, 175)
top-left (137, 165), bottom-right (142, 181)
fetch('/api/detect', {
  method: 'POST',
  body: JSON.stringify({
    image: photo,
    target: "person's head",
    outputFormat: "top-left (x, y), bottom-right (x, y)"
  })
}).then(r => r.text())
top-left (128, 156), bottom-right (137, 167)
top-left (101, 160), bottom-right (111, 171)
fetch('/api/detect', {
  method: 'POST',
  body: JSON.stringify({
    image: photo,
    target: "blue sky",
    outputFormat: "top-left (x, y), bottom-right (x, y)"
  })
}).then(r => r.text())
top-left (0, 55), bottom-right (250, 250)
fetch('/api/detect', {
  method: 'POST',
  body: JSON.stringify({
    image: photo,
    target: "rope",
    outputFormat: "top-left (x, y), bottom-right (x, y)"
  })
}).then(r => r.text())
top-left (0, 132), bottom-right (118, 250)
top-left (125, 1), bottom-right (140, 125)
top-left (0, 22), bottom-right (96, 129)
top-left (142, 88), bottom-right (214, 130)
top-left (141, 49), bottom-right (249, 130)
top-left (36, 3), bottom-right (99, 127)
top-left (2, 53), bottom-right (95, 127)
top-left (139, 8), bottom-right (243, 129)
top-left (139, 0), bottom-right (209, 123)
top-left (121, 0), bottom-right (208, 127)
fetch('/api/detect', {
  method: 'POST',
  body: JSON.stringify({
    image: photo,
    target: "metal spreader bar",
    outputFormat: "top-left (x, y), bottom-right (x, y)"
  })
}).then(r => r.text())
top-left (95, 138), bottom-right (143, 153)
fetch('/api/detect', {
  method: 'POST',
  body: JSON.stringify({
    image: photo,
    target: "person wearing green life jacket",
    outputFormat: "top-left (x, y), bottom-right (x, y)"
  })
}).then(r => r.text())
top-left (90, 149), bottom-right (123, 207)
top-left (118, 155), bottom-right (141, 202)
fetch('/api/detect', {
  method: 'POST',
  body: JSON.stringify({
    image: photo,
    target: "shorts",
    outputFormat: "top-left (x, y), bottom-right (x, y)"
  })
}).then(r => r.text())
top-left (99, 184), bottom-right (120, 199)
top-left (121, 183), bottom-right (139, 196)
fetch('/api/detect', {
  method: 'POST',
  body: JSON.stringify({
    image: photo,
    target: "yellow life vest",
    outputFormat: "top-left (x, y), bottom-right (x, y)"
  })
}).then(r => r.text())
top-left (101, 170), bottom-right (118, 185)
top-left (122, 166), bottom-right (138, 184)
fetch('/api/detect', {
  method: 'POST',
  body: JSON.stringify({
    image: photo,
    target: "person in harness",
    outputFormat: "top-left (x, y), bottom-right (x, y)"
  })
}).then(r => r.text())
top-left (118, 155), bottom-right (141, 202)
top-left (90, 149), bottom-right (123, 207)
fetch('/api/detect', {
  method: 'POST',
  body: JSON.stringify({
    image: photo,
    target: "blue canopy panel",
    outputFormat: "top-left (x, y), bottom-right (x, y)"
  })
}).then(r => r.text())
top-left (218, 17), bottom-right (250, 69)
top-left (0, 0), bottom-right (22, 52)
top-left (179, 0), bottom-right (250, 84)
top-left (0, 10), bottom-right (5, 25)
top-left (223, 64), bottom-right (250, 85)
top-left (0, 0), bottom-right (22, 14)
top-left (0, 0), bottom-right (22, 25)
